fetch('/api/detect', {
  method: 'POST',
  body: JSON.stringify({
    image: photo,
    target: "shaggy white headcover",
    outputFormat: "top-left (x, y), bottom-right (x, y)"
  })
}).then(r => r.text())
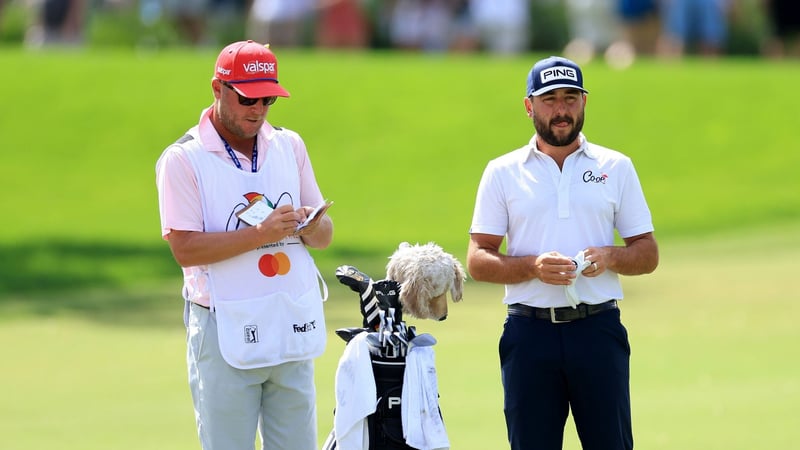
top-left (386, 242), bottom-right (466, 320)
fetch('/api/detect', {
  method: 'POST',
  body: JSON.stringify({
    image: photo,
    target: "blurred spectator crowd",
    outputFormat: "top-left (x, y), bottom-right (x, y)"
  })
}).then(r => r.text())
top-left (2, 0), bottom-right (798, 60)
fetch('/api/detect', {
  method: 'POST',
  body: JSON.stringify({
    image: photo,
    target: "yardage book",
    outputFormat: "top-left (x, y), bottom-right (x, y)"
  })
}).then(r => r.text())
top-left (235, 198), bottom-right (333, 231)
top-left (295, 200), bottom-right (333, 232)
top-left (235, 197), bottom-right (272, 226)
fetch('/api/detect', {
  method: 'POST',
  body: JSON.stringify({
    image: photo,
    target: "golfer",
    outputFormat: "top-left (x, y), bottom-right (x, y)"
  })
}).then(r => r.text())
top-left (155, 40), bottom-right (333, 450)
top-left (466, 56), bottom-right (658, 449)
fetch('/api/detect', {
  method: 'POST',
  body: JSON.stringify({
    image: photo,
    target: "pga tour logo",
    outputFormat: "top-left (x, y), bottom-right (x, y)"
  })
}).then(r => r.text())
top-left (244, 325), bottom-right (259, 343)
top-left (540, 66), bottom-right (578, 84)
top-left (243, 60), bottom-right (275, 75)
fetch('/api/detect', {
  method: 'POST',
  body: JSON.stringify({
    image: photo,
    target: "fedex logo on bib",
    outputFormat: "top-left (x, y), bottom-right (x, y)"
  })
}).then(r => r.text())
top-left (243, 60), bottom-right (276, 75)
top-left (540, 66), bottom-right (578, 84)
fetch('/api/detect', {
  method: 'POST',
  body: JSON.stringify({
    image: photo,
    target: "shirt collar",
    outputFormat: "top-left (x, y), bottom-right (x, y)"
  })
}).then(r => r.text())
top-left (525, 132), bottom-right (595, 161)
top-left (197, 106), bottom-right (274, 152)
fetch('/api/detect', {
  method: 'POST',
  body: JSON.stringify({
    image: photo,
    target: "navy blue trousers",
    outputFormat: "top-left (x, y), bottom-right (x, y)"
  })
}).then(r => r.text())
top-left (500, 308), bottom-right (633, 450)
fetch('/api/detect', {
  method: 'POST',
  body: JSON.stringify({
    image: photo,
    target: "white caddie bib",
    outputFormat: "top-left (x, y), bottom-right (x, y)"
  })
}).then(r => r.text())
top-left (208, 236), bottom-right (326, 369)
top-left (180, 126), bottom-right (327, 369)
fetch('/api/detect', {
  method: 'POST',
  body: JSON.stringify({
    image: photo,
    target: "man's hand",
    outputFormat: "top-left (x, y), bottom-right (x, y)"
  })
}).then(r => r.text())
top-left (294, 205), bottom-right (320, 236)
top-left (534, 251), bottom-right (579, 286)
top-left (580, 246), bottom-right (607, 278)
top-left (256, 204), bottom-right (300, 242)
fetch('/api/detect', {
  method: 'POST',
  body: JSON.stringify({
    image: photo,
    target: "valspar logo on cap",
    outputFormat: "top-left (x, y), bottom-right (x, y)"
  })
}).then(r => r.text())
top-left (540, 66), bottom-right (578, 84)
top-left (242, 60), bottom-right (276, 75)
top-left (213, 40), bottom-right (291, 98)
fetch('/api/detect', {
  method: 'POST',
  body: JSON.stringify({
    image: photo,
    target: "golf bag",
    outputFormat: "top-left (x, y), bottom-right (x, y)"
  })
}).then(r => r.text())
top-left (322, 266), bottom-right (443, 450)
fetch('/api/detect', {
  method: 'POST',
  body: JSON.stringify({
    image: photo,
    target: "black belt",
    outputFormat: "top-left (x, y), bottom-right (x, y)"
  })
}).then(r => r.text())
top-left (508, 300), bottom-right (617, 323)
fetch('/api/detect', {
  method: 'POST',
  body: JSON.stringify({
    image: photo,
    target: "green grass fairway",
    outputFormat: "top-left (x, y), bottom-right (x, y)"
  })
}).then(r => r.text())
top-left (1, 49), bottom-right (798, 298)
top-left (0, 48), bottom-right (798, 449)
top-left (1, 224), bottom-right (798, 449)
top-left (1, 50), bottom-right (798, 266)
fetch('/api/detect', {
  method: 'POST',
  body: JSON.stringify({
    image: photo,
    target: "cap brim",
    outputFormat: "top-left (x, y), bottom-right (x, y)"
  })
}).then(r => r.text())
top-left (232, 81), bottom-right (290, 98)
top-left (529, 84), bottom-right (588, 97)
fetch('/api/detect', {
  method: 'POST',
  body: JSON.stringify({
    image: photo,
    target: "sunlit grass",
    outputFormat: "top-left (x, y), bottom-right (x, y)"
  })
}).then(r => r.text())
top-left (1, 49), bottom-right (799, 449)
top-left (1, 224), bottom-right (799, 449)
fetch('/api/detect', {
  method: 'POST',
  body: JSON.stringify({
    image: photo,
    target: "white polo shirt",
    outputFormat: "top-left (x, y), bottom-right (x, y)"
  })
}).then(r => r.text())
top-left (469, 133), bottom-right (654, 308)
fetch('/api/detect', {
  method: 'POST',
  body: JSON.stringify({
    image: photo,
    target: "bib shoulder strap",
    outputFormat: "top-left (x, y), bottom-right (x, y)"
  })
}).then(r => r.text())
top-left (175, 134), bottom-right (194, 145)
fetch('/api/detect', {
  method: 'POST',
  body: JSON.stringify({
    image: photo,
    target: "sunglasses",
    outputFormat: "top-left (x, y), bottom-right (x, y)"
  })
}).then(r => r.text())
top-left (220, 81), bottom-right (277, 106)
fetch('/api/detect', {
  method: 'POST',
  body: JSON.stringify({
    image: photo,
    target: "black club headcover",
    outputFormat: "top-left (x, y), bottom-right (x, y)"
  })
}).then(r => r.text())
top-left (335, 265), bottom-right (380, 329)
top-left (373, 279), bottom-right (403, 325)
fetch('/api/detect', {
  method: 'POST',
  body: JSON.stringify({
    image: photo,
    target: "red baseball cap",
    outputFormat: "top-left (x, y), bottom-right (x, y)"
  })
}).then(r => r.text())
top-left (214, 40), bottom-right (290, 98)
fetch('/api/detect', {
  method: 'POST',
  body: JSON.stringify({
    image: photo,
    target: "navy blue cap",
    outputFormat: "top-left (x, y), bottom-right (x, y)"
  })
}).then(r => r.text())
top-left (526, 56), bottom-right (588, 97)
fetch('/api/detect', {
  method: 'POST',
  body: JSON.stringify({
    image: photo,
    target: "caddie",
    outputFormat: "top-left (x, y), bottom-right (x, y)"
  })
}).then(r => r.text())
top-left (155, 40), bottom-right (333, 450)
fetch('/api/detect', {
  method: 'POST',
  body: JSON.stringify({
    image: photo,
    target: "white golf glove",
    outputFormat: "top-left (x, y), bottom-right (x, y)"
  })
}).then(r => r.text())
top-left (565, 250), bottom-right (591, 309)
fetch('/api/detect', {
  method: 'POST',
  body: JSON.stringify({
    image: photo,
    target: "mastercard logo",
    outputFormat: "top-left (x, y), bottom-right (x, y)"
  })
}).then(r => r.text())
top-left (258, 252), bottom-right (291, 277)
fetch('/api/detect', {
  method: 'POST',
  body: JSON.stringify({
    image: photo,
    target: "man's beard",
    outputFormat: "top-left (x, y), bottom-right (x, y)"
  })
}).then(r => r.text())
top-left (534, 112), bottom-right (584, 147)
top-left (216, 104), bottom-right (261, 140)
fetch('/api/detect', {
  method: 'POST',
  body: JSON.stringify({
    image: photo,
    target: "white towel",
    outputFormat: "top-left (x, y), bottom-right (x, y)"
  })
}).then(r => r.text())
top-left (402, 346), bottom-right (450, 450)
top-left (565, 250), bottom-right (591, 308)
top-left (334, 332), bottom-right (377, 450)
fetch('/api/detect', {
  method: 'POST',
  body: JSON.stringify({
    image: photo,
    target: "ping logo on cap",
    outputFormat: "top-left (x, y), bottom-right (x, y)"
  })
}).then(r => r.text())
top-left (242, 60), bottom-right (276, 75)
top-left (540, 67), bottom-right (578, 84)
